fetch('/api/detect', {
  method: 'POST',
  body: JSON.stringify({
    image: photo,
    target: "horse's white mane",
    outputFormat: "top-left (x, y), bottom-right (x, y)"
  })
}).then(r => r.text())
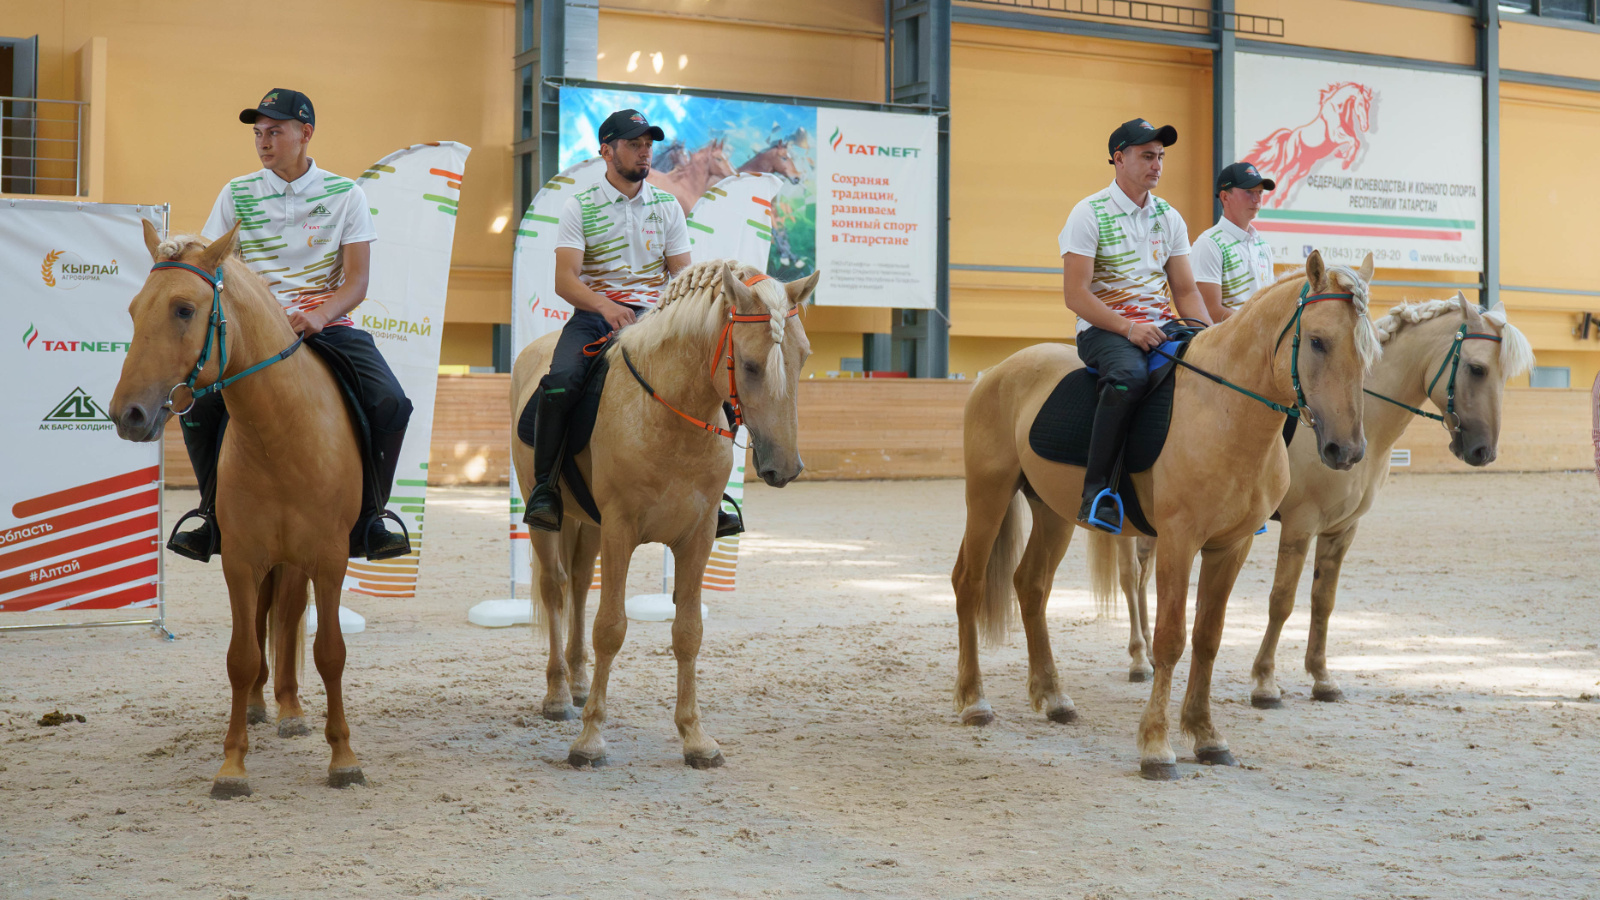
top-left (1374, 296), bottom-right (1534, 377)
top-left (620, 259), bottom-right (792, 396)
top-left (1325, 264), bottom-right (1382, 372)
top-left (156, 234), bottom-right (207, 261)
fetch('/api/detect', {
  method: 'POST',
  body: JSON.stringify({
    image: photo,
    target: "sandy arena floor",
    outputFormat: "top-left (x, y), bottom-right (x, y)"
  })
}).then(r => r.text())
top-left (2, 473), bottom-right (1598, 899)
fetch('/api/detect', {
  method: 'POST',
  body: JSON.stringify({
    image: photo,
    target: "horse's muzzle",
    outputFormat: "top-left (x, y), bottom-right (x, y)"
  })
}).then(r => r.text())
top-left (1318, 438), bottom-right (1364, 471)
top-left (112, 400), bottom-right (168, 443)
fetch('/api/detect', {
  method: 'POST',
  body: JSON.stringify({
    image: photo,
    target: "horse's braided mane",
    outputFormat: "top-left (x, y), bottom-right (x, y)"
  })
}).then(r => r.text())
top-left (622, 259), bottom-right (792, 394)
top-left (155, 234), bottom-right (207, 261)
top-left (1373, 297), bottom-right (1535, 377)
top-left (1260, 264), bottom-right (1381, 370)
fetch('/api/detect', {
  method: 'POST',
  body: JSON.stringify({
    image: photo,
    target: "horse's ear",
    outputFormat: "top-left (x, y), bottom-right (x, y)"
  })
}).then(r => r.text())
top-left (198, 222), bottom-right (241, 272)
top-left (1454, 291), bottom-right (1472, 318)
top-left (142, 219), bottom-right (162, 262)
top-left (785, 270), bottom-right (820, 309)
top-left (721, 263), bottom-right (753, 310)
top-left (1305, 249), bottom-right (1326, 287)
top-left (1357, 252), bottom-right (1375, 284)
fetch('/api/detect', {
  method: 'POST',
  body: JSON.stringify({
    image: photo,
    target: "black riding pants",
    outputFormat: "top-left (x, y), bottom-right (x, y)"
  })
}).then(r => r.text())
top-left (515, 310), bottom-right (616, 447)
top-left (1075, 320), bottom-right (1188, 400)
top-left (180, 325), bottom-right (411, 510)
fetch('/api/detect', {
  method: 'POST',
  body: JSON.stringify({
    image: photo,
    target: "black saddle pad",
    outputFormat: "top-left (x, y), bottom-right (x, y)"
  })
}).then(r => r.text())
top-left (1027, 359), bottom-right (1179, 475)
top-left (304, 336), bottom-right (382, 557)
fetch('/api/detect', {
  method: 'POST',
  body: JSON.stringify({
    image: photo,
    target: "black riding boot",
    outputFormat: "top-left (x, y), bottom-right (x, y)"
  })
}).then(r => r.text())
top-left (1078, 384), bottom-right (1139, 532)
top-left (167, 401), bottom-right (226, 562)
top-left (360, 423), bottom-right (413, 561)
top-left (522, 388), bottom-right (578, 531)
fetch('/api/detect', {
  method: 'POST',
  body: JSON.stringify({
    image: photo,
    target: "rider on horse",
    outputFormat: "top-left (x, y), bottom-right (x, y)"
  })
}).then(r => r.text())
top-left (166, 88), bottom-right (413, 563)
top-left (1059, 118), bottom-right (1211, 532)
top-left (1192, 162), bottom-right (1278, 322)
top-left (518, 108), bottom-right (742, 538)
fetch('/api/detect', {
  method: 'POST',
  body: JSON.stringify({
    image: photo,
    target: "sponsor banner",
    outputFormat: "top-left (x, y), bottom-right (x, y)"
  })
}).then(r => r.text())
top-left (1235, 53), bottom-right (1483, 271)
top-left (509, 164), bottom-right (780, 591)
top-left (343, 142), bottom-right (472, 598)
top-left (0, 200), bottom-right (165, 613)
top-left (558, 85), bottom-right (938, 307)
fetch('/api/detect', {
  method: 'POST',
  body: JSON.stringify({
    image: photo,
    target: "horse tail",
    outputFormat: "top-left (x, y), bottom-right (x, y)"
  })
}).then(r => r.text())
top-left (1087, 531), bottom-right (1122, 619)
top-left (1244, 128), bottom-right (1291, 179)
top-left (263, 564), bottom-right (308, 690)
top-left (980, 492), bottom-right (1026, 648)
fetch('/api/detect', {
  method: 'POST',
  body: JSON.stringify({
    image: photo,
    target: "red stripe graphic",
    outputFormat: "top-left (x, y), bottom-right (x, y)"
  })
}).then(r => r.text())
top-left (0, 559), bottom-right (158, 612)
top-left (429, 167), bottom-right (463, 181)
top-left (0, 513), bottom-right (159, 574)
top-left (13, 467), bottom-right (159, 519)
top-left (0, 536), bottom-right (156, 596)
top-left (1255, 221), bottom-right (1462, 242)
top-left (64, 580), bottom-right (159, 611)
top-left (0, 489), bottom-right (158, 553)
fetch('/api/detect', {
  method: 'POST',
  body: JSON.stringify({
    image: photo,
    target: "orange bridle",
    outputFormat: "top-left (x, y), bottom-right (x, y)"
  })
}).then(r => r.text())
top-left (620, 272), bottom-right (798, 440)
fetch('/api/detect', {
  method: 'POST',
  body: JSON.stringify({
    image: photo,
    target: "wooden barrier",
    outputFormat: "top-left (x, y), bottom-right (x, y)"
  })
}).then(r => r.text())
top-left (159, 377), bottom-right (1593, 487)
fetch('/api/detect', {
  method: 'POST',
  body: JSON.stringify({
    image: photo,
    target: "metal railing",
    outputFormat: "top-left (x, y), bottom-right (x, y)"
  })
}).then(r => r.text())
top-left (1, 96), bottom-right (86, 197)
top-left (959, 0), bottom-right (1286, 37)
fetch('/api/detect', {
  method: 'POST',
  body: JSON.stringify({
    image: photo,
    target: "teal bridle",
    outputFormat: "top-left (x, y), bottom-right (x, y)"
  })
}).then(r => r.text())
top-left (1271, 282), bottom-right (1361, 423)
top-left (1361, 322), bottom-right (1502, 433)
top-left (151, 261), bottom-right (305, 415)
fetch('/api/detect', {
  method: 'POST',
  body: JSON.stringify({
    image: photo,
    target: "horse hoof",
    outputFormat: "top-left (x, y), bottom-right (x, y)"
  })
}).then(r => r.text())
top-left (542, 703), bottom-right (580, 722)
top-left (246, 704), bottom-right (270, 725)
top-left (277, 717), bottom-right (311, 738)
top-left (1128, 670), bottom-right (1151, 683)
top-left (1046, 705), bottom-right (1078, 725)
top-left (1251, 695), bottom-right (1284, 710)
top-left (1197, 748), bottom-right (1238, 767)
top-left (328, 767), bottom-right (367, 788)
top-left (959, 701), bottom-right (995, 727)
top-left (568, 750), bottom-right (607, 769)
top-left (571, 693), bottom-right (589, 709)
top-left (685, 751), bottom-right (725, 770)
top-left (210, 777), bottom-right (251, 799)
top-left (1311, 686), bottom-right (1345, 703)
top-left (1140, 762), bottom-right (1181, 781)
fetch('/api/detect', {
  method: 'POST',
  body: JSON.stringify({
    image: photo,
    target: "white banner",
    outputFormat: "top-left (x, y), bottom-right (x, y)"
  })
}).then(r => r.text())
top-left (1236, 53), bottom-right (1483, 271)
top-left (815, 107), bottom-right (939, 307)
top-left (509, 167), bottom-right (780, 591)
top-left (0, 200), bottom-right (165, 614)
top-left (343, 141), bottom-right (472, 599)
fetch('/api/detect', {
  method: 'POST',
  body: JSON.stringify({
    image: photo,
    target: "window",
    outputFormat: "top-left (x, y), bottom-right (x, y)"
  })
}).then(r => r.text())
top-left (1528, 366), bottom-right (1571, 388)
top-left (1497, 1), bottom-right (1600, 24)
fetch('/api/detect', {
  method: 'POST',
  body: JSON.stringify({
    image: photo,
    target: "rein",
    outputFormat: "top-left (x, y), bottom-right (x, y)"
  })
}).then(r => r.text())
top-left (1363, 322), bottom-right (1501, 431)
top-left (151, 261), bottom-right (305, 415)
top-left (622, 272), bottom-right (798, 440)
top-left (1146, 282), bottom-right (1358, 422)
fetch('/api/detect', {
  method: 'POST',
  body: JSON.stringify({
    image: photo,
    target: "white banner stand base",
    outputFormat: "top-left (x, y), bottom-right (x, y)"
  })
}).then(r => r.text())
top-left (467, 598), bottom-right (533, 628)
top-left (624, 592), bottom-right (709, 622)
top-left (305, 605), bottom-right (366, 635)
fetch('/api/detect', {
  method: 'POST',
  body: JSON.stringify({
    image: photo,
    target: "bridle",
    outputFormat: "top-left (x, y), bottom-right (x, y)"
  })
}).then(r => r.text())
top-left (150, 261), bottom-right (304, 416)
top-left (1271, 281), bottom-right (1360, 425)
top-left (1362, 321), bottom-right (1501, 434)
top-left (621, 272), bottom-right (798, 440)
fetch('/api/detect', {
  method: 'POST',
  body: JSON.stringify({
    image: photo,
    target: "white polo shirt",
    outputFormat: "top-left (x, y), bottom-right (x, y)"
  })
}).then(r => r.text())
top-left (555, 177), bottom-right (689, 309)
top-left (1191, 216), bottom-right (1275, 310)
top-left (202, 158), bottom-right (376, 328)
top-left (1058, 180), bottom-right (1191, 334)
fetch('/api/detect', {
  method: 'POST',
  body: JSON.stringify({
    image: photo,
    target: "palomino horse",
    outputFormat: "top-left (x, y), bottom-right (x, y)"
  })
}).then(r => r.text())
top-left (647, 138), bottom-right (735, 215)
top-left (737, 141), bottom-right (803, 183)
top-left (953, 252), bottom-right (1379, 779)
top-left (108, 222), bottom-right (365, 797)
top-left (1245, 82), bottom-right (1374, 208)
top-left (1097, 295), bottom-right (1533, 688)
top-left (512, 260), bottom-right (816, 768)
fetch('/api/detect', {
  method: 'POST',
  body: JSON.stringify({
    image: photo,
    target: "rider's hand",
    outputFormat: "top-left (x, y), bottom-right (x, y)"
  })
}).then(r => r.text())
top-left (601, 302), bottom-right (637, 331)
top-left (287, 307), bottom-right (331, 336)
top-left (1126, 320), bottom-right (1167, 351)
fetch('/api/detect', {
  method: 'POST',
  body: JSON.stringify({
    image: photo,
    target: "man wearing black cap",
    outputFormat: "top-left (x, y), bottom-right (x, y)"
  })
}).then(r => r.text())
top-left (519, 108), bottom-right (746, 537)
top-left (1192, 162), bottom-right (1278, 322)
top-left (166, 88), bottom-right (414, 563)
top-left (1058, 117), bottom-right (1209, 532)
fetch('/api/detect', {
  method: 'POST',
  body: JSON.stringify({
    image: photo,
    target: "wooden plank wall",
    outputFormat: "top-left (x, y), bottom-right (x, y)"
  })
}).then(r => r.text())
top-left (159, 377), bottom-right (1594, 487)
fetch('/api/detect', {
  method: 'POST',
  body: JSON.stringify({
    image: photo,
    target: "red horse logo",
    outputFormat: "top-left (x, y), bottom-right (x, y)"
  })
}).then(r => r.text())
top-left (1243, 82), bottom-right (1375, 208)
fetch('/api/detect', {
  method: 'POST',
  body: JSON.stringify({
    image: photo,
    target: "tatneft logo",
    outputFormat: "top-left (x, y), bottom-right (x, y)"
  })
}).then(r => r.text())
top-left (829, 127), bottom-right (920, 158)
top-left (41, 387), bottom-right (114, 432)
top-left (41, 249), bottom-right (119, 290)
top-left (21, 323), bottom-right (130, 353)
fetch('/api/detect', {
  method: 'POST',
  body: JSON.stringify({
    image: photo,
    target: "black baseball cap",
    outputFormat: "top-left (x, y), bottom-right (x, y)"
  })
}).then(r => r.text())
top-left (1217, 161), bottom-right (1276, 193)
top-left (598, 108), bottom-right (665, 144)
top-left (239, 88), bottom-right (315, 127)
top-left (1108, 118), bottom-right (1177, 159)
